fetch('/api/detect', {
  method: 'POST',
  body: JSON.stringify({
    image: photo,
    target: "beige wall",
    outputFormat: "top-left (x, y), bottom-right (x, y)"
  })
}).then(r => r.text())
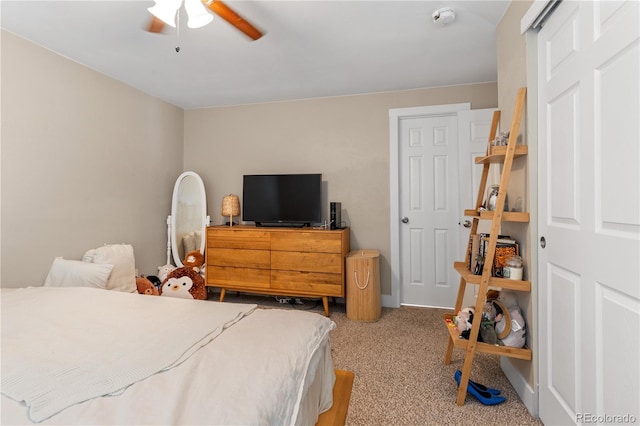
top-left (1, 28), bottom-right (498, 293)
top-left (1, 30), bottom-right (184, 287)
top-left (184, 84), bottom-right (498, 296)
top-left (496, 0), bottom-right (535, 397)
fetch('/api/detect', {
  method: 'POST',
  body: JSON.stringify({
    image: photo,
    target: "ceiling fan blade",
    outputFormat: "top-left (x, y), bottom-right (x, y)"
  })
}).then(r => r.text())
top-left (206, 0), bottom-right (263, 41)
top-left (147, 16), bottom-right (166, 33)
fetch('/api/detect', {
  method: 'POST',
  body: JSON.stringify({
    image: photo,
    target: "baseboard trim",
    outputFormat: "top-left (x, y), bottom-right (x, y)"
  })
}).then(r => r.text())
top-left (500, 358), bottom-right (539, 418)
top-left (382, 294), bottom-right (399, 308)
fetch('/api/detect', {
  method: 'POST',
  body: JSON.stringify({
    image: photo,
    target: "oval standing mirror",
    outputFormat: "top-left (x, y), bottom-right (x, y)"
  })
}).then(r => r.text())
top-left (170, 171), bottom-right (209, 267)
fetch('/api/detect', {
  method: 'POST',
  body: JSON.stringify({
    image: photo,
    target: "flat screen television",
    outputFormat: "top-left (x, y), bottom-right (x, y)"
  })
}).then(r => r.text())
top-left (243, 174), bottom-right (322, 227)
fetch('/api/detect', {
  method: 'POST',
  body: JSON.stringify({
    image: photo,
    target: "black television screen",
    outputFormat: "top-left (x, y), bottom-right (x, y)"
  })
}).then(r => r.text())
top-left (243, 174), bottom-right (322, 227)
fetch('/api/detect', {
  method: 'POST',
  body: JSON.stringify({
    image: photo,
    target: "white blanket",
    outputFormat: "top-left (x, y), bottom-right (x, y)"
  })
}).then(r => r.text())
top-left (1, 287), bottom-right (256, 422)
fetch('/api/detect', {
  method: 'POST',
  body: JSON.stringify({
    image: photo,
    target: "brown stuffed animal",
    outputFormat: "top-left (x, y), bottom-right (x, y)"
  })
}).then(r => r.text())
top-left (160, 267), bottom-right (207, 300)
top-left (486, 289), bottom-right (500, 301)
top-left (136, 276), bottom-right (159, 296)
top-left (183, 250), bottom-right (205, 273)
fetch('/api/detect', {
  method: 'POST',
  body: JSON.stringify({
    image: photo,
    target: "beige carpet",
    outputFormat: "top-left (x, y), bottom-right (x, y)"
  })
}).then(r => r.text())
top-left (216, 292), bottom-right (542, 425)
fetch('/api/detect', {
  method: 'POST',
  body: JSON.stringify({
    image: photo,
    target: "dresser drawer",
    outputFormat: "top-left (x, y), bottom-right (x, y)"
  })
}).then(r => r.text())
top-left (271, 251), bottom-right (342, 274)
top-left (207, 266), bottom-right (270, 289)
top-left (270, 232), bottom-right (341, 253)
top-left (207, 228), bottom-right (270, 250)
top-left (271, 270), bottom-right (344, 296)
top-left (208, 248), bottom-right (270, 269)
top-left (206, 226), bottom-right (349, 316)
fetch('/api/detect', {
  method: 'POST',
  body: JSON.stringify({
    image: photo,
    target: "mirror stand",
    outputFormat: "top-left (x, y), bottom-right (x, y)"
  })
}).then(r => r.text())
top-left (163, 172), bottom-right (210, 271)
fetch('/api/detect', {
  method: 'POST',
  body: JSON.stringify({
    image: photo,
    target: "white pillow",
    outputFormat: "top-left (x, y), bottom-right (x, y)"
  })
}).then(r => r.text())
top-left (44, 257), bottom-right (113, 289)
top-left (194, 231), bottom-right (202, 251)
top-left (182, 232), bottom-right (196, 254)
top-left (83, 244), bottom-right (137, 293)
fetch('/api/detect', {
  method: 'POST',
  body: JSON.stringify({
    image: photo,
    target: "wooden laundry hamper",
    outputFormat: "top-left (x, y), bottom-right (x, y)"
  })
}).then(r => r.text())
top-left (346, 250), bottom-right (381, 322)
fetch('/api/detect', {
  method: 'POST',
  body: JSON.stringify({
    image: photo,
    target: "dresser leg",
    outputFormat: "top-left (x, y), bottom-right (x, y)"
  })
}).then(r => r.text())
top-left (322, 297), bottom-right (329, 316)
top-left (219, 288), bottom-right (226, 302)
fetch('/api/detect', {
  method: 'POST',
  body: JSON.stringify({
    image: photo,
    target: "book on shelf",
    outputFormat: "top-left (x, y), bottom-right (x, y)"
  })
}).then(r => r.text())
top-left (478, 233), bottom-right (511, 257)
top-left (493, 240), bottom-right (519, 278)
top-left (466, 234), bottom-right (473, 270)
top-left (469, 234), bottom-right (480, 272)
top-left (471, 233), bottom-right (519, 277)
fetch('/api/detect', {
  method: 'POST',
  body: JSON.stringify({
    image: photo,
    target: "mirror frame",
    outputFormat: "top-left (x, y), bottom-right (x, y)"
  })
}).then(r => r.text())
top-left (170, 171), bottom-right (209, 267)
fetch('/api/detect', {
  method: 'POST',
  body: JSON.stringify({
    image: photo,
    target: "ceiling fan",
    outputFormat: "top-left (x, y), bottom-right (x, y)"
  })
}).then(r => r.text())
top-left (146, 0), bottom-right (263, 41)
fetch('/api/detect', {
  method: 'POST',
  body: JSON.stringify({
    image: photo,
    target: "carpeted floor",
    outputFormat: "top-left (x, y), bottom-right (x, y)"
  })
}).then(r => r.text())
top-left (215, 292), bottom-right (542, 425)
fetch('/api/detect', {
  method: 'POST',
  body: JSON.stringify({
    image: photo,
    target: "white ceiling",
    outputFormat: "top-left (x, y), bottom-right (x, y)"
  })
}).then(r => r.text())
top-left (1, 0), bottom-right (509, 109)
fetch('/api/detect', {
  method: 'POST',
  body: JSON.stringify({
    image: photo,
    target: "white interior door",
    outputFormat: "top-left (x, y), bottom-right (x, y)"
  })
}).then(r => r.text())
top-left (396, 109), bottom-right (495, 308)
top-left (398, 114), bottom-right (459, 308)
top-left (537, 1), bottom-right (640, 424)
top-left (457, 108), bottom-right (497, 306)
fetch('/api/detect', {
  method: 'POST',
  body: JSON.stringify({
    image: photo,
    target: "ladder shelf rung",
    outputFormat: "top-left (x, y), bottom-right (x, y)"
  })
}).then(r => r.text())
top-left (453, 262), bottom-right (531, 292)
top-left (443, 313), bottom-right (532, 361)
top-left (475, 145), bottom-right (528, 164)
top-left (463, 210), bottom-right (530, 222)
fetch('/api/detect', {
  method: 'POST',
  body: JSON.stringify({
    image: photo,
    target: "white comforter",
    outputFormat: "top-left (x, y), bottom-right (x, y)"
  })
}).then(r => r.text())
top-left (1, 287), bottom-right (336, 425)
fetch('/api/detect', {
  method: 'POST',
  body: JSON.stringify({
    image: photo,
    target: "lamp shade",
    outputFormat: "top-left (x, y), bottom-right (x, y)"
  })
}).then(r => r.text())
top-left (185, 0), bottom-right (213, 28)
top-left (148, 0), bottom-right (183, 27)
top-left (221, 194), bottom-right (240, 226)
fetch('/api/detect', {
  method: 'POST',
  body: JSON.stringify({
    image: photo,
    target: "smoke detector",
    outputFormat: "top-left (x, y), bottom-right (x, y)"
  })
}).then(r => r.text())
top-left (432, 7), bottom-right (456, 25)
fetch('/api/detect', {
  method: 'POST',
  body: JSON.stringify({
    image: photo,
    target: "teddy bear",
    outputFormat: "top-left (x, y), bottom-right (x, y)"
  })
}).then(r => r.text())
top-left (182, 250), bottom-right (205, 274)
top-left (160, 266), bottom-right (207, 300)
top-left (145, 275), bottom-right (163, 293)
top-left (454, 307), bottom-right (475, 333)
top-left (478, 290), bottom-right (504, 344)
top-left (482, 289), bottom-right (503, 323)
top-left (455, 304), bottom-right (499, 344)
top-left (494, 290), bottom-right (526, 348)
top-left (486, 289), bottom-right (500, 301)
top-left (136, 276), bottom-right (159, 296)
top-left (158, 264), bottom-right (176, 282)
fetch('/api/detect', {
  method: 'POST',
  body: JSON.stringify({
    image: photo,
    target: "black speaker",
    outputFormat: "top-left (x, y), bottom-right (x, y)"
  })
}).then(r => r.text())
top-left (330, 202), bottom-right (341, 229)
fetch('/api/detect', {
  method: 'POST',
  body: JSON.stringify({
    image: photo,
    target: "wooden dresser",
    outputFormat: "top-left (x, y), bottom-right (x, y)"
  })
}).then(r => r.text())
top-left (206, 226), bottom-right (350, 315)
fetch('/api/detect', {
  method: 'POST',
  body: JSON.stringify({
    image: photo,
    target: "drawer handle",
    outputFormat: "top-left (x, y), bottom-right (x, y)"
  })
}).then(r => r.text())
top-left (354, 270), bottom-right (370, 290)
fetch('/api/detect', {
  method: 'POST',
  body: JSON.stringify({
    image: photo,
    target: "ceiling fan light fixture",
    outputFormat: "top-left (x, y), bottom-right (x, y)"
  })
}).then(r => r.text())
top-left (185, 0), bottom-right (213, 28)
top-left (148, 0), bottom-right (183, 28)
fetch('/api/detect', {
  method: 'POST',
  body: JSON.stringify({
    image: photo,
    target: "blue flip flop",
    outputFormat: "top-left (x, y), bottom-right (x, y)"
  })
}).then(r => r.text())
top-left (455, 370), bottom-right (501, 395)
top-left (454, 370), bottom-right (506, 405)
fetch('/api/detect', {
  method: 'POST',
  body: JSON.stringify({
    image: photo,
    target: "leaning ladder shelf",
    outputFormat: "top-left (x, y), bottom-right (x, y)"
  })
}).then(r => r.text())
top-left (443, 87), bottom-right (532, 406)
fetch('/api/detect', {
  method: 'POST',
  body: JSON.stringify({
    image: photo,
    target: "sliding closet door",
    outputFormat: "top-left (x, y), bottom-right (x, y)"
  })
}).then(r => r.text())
top-left (537, 1), bottom-right (639, 424)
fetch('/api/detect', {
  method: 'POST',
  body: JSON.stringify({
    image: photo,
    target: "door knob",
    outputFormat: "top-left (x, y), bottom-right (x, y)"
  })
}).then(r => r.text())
top-left (540, 236), bottom-right (546, 248)
top-left (463, 220), bottom-right (472, 228)
top-left (401, 217), bottom-right (409, 224)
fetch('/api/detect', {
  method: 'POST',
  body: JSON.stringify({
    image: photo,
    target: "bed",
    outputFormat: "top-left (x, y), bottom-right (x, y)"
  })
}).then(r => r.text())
top-left (1, 286), bottom-right (336, 425)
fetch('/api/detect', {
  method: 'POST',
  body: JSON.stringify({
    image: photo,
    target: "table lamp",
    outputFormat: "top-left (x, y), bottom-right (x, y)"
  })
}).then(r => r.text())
top-left (221, 194), bottom-right (240, 226)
